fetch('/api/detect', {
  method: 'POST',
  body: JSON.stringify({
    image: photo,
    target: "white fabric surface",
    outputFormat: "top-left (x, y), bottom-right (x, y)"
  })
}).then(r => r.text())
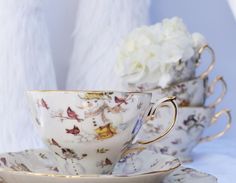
top-left (0, 0), bottom-right (56, 153)
top-left (227, 0), bottom-right (236, 20)
top-left (66, 0), bottom-right (150, 90)
top-left (187, 137), bottom-right (236, 183)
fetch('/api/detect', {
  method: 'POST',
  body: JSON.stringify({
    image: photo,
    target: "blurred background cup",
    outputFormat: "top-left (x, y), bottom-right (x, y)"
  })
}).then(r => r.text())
top-left (137, 107), bottom-right (231, 162)
top-left (148, 76), bottom-right (227, 107)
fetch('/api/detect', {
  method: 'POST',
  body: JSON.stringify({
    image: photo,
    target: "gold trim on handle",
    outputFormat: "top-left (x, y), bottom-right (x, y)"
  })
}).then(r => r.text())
top-left (199, 109), bottom-right (232, 143)
top-left (196, 45), bottom-right (216, 79)
top-left (137, 96), bottom-right (178, 145)
top-left (207, 76), bottom-right (227, 108)
top-left (120, 147), bottom-right (146, 158)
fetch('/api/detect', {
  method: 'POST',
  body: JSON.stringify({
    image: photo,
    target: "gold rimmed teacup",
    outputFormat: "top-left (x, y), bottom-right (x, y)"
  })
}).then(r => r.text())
top-left (142, 75), bottom-right (227, 107)
top-left (27, 90), bottom-right (177, 175)
top-left (127, 44), bottom-right (215, 91)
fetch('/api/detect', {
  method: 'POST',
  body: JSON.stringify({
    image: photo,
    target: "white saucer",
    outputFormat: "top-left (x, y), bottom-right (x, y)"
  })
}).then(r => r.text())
top-left (163, 167), bottom-right (217, 183)
top-left (0, 149), bottom-right (217, 183)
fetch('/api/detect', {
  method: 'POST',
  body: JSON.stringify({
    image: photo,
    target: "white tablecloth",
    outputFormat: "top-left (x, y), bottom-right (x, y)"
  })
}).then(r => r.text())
top-left (186, 137), bottom-right (236, 183)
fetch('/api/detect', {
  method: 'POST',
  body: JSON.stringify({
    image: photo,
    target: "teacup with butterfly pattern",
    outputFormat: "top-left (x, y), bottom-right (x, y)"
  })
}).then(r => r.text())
top-left (27, 90), bottom-right (177, 175)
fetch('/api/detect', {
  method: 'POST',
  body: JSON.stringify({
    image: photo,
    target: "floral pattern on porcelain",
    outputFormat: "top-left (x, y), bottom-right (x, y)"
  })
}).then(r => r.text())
top-left (163, 167), bottom-right (218, 183)
top-left (0, 149), bottom-right (217, 183)
top-left (136, 107), bottom-right (215, 162)
top-left (0, 149), bottom-right (180, 178)
top-left (0, 150), bottom-right (59, 174)
top-left (28, 91), bottom-right (179, 175)
top-left (130, 75), bottom-right (226, 108)
top-left (113, 146), bottom-right (180, 176)
top-left (34, 92), bottom-right (148, 142)
top-left (29, 91), bottom-right (182, 175)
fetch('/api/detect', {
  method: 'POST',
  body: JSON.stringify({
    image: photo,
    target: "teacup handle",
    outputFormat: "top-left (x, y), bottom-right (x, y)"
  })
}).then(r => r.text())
top-left (196, 45), bottom-right (215, 79)
top-left (199, 109), bottom-right (231, 143)
top-left (206, 76), bottom-right (227, 108)
top-left (137, 96), bottom-right (178, 145)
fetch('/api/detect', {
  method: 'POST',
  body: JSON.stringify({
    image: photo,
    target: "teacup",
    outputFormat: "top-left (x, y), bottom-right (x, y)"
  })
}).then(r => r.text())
top-left (127, 45), bottom-right (215, 91)
top-left (27, 91), bottom-right (177, 175)
top-left (136, 106), bottom-right (231, 162)
top-left (149, 76), bottom-right (227, 107)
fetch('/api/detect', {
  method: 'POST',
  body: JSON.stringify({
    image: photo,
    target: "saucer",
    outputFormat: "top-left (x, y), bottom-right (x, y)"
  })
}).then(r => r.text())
top-left (163, 167), bottom-right (217, 183)
top-left (0, 148), bottom-right (180, 183)
top-left (0, 149), bottom-right (217, 183)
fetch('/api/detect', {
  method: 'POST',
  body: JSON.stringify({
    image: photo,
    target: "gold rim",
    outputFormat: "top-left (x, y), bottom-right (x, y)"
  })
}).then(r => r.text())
top-left (137, 96), bottom-right (178, 144)
top-left (0, 156), bottom-right (181, 179)
top-left (120, 147), bottom-right (146, 157)
top-left (197, 45), bottom-right (215, 79)
top-left (27, 90), bottom-right (152, 95)
top-left (207, 76), bottom-right (227, 108)
top-left (199, 109), bottom-right (232, 143)
top-left (0, 165), bottom-right (181, 179)
top-left (119, 147), bottom-right (181, 175)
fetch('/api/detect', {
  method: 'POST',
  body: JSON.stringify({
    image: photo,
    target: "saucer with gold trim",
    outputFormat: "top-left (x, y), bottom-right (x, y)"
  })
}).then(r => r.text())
top-left (0, 149), bottom-right (217, 183)
top-left (0, 148), bottom-right (180, 183)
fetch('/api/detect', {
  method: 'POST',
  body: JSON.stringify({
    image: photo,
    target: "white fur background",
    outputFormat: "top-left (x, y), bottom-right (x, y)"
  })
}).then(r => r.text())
top-left (0, 0), bottom-right (151, 152)
top-left (0, 0), bottom-right (56, 152)
top-left (66, 0), bottom-right (150, 90)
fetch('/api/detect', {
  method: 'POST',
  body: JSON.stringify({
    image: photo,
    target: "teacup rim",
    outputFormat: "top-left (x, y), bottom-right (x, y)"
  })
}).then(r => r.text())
top-left (26, 90), bottom-right (152, 96)
top-left (142, 76), bottom-right (208, 92)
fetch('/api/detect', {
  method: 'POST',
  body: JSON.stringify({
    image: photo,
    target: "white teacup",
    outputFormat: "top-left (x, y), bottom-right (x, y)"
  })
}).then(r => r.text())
top-left (27, 91), bottom-right (177, 175)
top-left (149, 76), bottom-right (227, 107)
top-left (136, 107), bottom-right (232, 162)
top-left (127, 45), bottom-right (215, 91)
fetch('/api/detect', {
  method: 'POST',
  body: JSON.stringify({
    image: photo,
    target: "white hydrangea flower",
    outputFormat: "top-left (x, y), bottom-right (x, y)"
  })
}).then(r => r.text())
top-left (192, 32), bottom-right (207, 50)
top-left (116, 17), bottom-right (207, 88)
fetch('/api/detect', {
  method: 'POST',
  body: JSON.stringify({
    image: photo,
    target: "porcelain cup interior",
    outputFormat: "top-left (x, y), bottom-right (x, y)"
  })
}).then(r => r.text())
top-left (27, 90), bottom-right (177, 175)
top-left (136, 106), bottom-right (231, 162)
